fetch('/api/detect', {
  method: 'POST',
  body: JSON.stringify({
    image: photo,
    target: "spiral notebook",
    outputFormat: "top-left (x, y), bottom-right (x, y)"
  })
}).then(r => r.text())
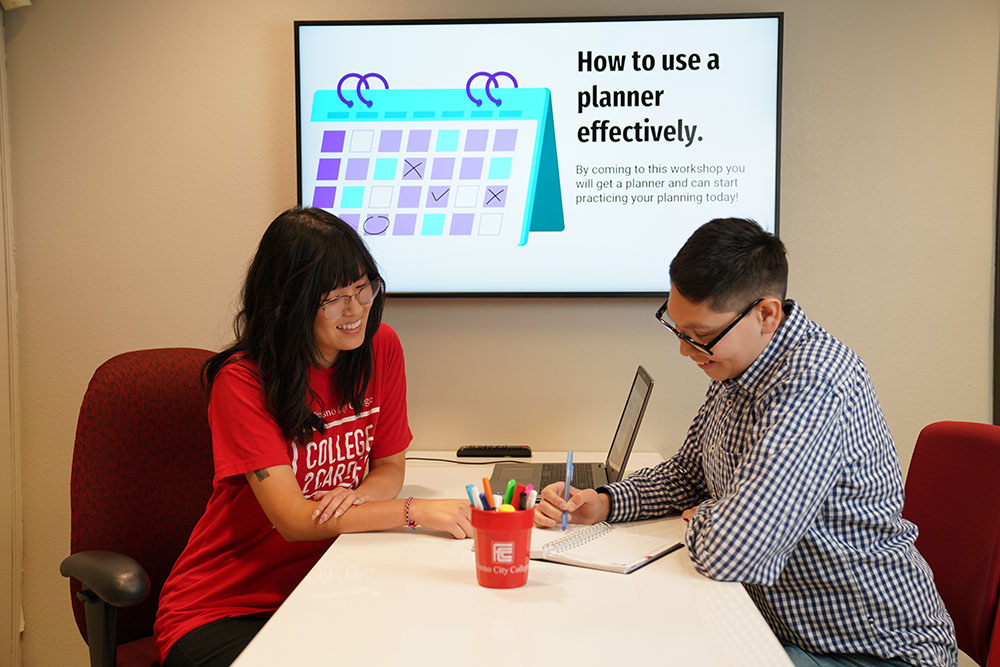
top-left (530, 522), bottom-right (683, 574)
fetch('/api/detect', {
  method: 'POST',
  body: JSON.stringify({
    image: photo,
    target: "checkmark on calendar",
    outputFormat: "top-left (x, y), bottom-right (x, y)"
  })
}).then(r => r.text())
top-left (426, 186), bottom-right (450, 207)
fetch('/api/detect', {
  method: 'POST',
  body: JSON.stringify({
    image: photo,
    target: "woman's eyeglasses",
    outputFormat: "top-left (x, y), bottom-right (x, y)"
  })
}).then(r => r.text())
top-left (320, 278), bottom-right (382, 320)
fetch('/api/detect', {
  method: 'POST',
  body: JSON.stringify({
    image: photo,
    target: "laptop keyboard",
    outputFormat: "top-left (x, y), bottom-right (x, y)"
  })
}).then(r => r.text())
top-left (539, 462), bottom-right (596, 489)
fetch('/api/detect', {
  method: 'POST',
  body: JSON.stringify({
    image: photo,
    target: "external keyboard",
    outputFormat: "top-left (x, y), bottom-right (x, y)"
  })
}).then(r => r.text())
top-left (456, 444), bottom-right (532, 458)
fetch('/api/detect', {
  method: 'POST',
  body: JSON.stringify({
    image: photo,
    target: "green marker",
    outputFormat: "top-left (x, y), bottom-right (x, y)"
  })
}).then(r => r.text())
top-left (503, 478), bottom-right (517, 506)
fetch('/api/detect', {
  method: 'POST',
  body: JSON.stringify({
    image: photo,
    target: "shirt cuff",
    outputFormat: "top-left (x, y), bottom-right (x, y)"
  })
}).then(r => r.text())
top-left (597, 481), bottom-right (642, 523)
top-left (683, 500), bottom-right (714, 568)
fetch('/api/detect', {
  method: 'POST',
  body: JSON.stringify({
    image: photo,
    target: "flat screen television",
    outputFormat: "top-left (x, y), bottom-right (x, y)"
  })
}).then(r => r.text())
top-left (295, 14), bottom-right (782, 296)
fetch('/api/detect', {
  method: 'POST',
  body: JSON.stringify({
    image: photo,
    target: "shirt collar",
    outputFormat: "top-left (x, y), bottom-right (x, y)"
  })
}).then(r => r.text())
top-left (732, 299), bottom-right (807, 393)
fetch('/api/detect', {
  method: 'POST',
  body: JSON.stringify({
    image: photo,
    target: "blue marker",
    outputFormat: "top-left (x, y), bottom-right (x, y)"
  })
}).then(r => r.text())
top-left (466, 483), bottom-right (481, 509)
top-left (479, 492), bottom-right (494, 511)
top-left (562, 450), bottom-right (574, 530)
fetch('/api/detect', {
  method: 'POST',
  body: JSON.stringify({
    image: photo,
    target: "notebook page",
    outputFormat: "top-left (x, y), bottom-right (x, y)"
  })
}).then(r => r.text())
top-left (530, 520), bottom-right (683, 573)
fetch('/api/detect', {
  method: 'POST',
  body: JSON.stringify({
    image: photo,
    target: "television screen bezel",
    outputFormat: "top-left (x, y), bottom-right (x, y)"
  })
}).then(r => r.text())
top-left (294, 13), bottom-right (783, 298)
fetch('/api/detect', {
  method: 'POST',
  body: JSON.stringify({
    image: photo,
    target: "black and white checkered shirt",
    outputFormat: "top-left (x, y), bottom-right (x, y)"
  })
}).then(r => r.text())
top-left (603, 301), bottom-right (957, 666)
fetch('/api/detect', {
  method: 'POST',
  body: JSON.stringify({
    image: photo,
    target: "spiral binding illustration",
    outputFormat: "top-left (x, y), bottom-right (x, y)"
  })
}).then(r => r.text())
top-left (465, 71), bottom-right (518, 107)
top-left (336, 72), bottom-right (390, 108)
top-left (333, 71), bottom-right (521, 109)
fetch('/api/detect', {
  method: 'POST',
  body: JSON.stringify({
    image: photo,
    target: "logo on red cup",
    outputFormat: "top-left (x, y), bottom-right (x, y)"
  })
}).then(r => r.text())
top-left (492, 541), bottom-right (514, 563)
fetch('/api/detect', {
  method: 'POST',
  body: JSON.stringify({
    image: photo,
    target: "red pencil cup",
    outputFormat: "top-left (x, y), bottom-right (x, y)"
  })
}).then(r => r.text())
top-left (471, 507), bottom-right (535, 589)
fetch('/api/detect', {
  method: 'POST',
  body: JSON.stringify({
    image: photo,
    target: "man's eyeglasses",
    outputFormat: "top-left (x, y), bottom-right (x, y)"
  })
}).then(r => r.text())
top-left (655, 294), bottom-right (764, 356)
top-left (320, 278), bottom-right (382, 320)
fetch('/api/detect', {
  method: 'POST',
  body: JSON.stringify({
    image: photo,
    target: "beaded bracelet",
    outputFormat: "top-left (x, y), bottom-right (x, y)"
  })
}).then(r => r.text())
top-left (404, 496), bottom-right (417, 530)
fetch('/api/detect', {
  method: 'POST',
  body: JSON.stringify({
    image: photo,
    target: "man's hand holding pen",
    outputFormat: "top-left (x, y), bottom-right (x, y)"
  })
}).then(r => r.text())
top-left (533, 482), bottom-right (611, 528)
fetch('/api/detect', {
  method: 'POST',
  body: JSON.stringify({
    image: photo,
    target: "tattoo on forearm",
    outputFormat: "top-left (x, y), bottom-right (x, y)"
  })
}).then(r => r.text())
top-left (253, 468), bottom-right (270, 481)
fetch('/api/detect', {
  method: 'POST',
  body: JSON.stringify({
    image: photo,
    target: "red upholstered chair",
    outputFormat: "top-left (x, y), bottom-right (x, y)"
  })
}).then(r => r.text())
top-left (60, 348), bottom-right (215, 667)
top-left (902, 421), bottom-right (1000, 667)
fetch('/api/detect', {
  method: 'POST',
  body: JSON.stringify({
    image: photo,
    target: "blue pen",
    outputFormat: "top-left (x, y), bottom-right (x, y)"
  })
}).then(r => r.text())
top-left (562, 450), bottom-right (574, 530)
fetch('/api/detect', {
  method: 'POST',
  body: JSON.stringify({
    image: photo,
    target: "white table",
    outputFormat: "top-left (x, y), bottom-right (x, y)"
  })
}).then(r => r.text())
top-left (233, 451), bottom-right (792, 666)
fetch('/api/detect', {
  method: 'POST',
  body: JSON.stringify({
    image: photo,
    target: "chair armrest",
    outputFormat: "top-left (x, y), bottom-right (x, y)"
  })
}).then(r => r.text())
top-left (60, 550), bottom-right (150, 608)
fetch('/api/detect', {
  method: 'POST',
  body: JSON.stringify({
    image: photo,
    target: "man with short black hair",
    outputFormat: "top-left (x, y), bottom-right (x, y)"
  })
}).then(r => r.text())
top-left (536, 218), bottom-right (957, 666)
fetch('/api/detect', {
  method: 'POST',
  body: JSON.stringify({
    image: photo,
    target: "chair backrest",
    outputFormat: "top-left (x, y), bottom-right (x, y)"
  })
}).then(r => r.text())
top-left (902, 420), bottom-right (1000, 667)
top-left (69, 348), bottom-right (215, 646)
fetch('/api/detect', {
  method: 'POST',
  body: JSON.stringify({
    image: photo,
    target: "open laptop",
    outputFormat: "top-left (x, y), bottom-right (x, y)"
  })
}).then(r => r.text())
top-left (489, 365), bottom-right (654, 492)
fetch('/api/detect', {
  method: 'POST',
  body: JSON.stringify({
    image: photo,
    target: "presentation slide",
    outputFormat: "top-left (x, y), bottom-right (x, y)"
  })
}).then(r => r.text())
top-left (296, 15), bottom-right (781, 295)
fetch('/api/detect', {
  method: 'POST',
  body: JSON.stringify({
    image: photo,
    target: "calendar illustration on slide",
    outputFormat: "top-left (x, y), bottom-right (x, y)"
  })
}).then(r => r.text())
top-left (301, 72), bottom-right (564, 247)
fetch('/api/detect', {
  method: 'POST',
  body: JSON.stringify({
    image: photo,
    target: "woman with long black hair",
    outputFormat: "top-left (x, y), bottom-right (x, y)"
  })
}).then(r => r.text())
top-left (155, 207), bottom-right (471, 666)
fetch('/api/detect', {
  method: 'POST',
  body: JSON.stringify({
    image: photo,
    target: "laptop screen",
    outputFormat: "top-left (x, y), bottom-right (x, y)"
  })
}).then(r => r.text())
top-left (605, 366), bottom-right (654, 482)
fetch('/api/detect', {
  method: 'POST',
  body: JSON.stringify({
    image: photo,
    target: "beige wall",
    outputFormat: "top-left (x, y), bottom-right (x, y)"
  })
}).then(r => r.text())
top-left (3, 0), bottom-right (998, 664)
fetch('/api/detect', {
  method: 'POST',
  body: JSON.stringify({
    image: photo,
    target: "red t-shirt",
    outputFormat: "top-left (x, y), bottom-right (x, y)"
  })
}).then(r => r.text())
top-left (154, 324), bottom-right (411, 662)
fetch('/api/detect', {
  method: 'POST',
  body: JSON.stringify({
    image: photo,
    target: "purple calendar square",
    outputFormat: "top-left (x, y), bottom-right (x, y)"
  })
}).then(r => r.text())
top-left (450, 213), bottom-right (474, 236)
top-left (321, 130), bottom-right (345, 153)
top-left (407, 130), bottom-right (431, 152)
top-left (493, 129), bottom-right (518, 151)
top-left (378, 130), bottom-right (402, 152)
top-left (431, 158), bottom-right (455, 179)
top-left (345, 158), bottom-right (369, 180)
top-left (316, 158), bottom-right (341, 181)
top-left (426, 186), bottom-right (450, 208)
top-left (397, 186), bottom-right (421, 208)
top-left (464, 129), bottom-right (488, 151)
top-left (483, 185), bottom-right (508, 207)
top-left (459, 157), bottom-right (484, 180)
top-left (402, 158), bottom-right (425, 180)
top-left (393, 214), bottom-right (417, 236)
top-left (312, 186), bottom-right (336, 208)
top-left (338, 213), bottom-right (360, 230)
top-left (363, 215), bottom-right (390, 236)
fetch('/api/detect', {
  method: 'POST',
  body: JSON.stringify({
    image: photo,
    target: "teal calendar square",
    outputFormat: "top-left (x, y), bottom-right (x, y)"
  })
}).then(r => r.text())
top-left (421, 214), bottom-right (446, 236)
top-left (488, 157), bottom-right (513, 180)
top-left (341, 186), bottom-right (364, 208)
top-left (435, 129), bottom-right (460, 152)
top-left (373, 158), bottom-right (397, 180)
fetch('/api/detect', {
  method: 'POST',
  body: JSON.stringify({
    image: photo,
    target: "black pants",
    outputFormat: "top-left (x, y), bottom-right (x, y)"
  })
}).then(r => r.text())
top-left (163, 612), bottom-right (272, 667)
